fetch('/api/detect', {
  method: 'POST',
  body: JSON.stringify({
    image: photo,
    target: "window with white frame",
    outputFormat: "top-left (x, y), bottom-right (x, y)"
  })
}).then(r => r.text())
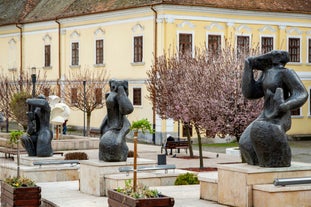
top-left (44, 45), bottom-right (51, 67)
top-left (288, 37), bottom-right (300, 63)
top-left (71, 42), bottom-right (79, 66)
top-left (133, 36), bottom-right (143, 63)
top-left (291, 108), bottom-right (301, 116)
top-left (95, 39), bottom-right (104, 65)
top-left (261, 36), bottom-right (274, 54)
top-left (237, 35), bottom-right (250, 57)
top-left (208, 34), bottom-right (221, 56)
top-left (179, 33), bottom-right (193, 57)
top-left (133, 88), bottom-right (142, 106)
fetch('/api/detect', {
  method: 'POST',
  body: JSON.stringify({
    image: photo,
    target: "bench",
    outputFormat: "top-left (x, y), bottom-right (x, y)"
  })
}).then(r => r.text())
top-left (162, 140), bottom-right (190, 155)
top-left (119, 164), bottom-right (176, 176)
top-left (33, 159), bottom-right (80, 167)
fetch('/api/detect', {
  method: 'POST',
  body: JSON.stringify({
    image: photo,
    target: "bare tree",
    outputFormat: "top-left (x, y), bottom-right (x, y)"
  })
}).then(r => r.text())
top-left (0, 71), bottom-right (51, 130)
top-left (147, 46), bottom-right (262, 168)
top-left (62, 68), bottom-right (109, 136)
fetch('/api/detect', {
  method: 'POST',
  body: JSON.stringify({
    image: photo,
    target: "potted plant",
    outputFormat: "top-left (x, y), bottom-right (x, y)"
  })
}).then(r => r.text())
top-left (107, 119), bottom-right (174, 207)
top-left (108, 180), bottom-right (174, 207)
top-left (1, 176), bottom-right (41, 207)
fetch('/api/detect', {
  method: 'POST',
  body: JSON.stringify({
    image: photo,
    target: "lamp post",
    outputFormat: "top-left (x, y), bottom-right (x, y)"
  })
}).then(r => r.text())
top-left (83, 80), bottom-right (86, 136)
top-left (31, 67), bottom-right (36, 98)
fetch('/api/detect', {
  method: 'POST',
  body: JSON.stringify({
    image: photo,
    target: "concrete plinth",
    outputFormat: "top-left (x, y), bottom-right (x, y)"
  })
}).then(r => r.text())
top-left (217, 162), bottom-right (311, 207)
top-left (104, 169), bottom-right (187, 196)
top-left (79, 158), bottom-right (156, 196)
top-left (253, 184), bottom-right (311, 207)
top-left (17, 155), bottom-right (64, 166)
top-left (198, 172), bottom-right (218, 201)
top-left (0, 157), bottom-right (79, 183)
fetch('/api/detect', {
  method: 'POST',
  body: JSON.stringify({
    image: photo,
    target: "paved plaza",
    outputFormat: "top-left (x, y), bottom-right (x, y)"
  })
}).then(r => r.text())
top-left (1, 140), bottom-right (310, 206)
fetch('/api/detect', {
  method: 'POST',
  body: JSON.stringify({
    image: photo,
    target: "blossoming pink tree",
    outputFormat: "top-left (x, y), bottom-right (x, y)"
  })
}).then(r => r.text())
top-left (147, 46), bottom-right (262, 168)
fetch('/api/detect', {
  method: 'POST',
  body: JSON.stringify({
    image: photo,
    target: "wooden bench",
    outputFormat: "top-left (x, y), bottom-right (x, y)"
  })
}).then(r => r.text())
top-left (33, 159), bottom-right (80, 167)
top-left (162, 140), bottom-right (190, 154)
top-left (119, 164), bottom-right (176, 176)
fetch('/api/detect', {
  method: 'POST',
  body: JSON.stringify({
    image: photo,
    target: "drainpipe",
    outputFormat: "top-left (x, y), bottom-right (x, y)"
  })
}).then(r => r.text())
top-left (16, 23), bottom-right (23, 91)
top-left (151, 6), bottom-right (158, 145)
top-left (55, 20), bottom-right (61, 97)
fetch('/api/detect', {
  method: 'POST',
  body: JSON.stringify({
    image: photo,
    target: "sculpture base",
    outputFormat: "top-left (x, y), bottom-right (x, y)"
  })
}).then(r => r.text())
top-left (79, 158), bottom-right (156, 196)
top-left (199, 162), bottom-right (311, 207)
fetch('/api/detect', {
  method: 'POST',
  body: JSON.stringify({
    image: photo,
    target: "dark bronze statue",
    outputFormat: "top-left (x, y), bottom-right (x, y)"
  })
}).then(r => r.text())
top-left (239, 50), bottom-right (308, 167)
top-left (99, 80), bottom-right (134, 161)
top-left (21, 94), bottom-right (53, 157)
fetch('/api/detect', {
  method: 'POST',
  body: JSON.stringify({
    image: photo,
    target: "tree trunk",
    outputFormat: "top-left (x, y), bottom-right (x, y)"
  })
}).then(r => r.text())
top-left (185, 123), bottom-right (194, 157)
top-left (86, 111), bottom-right (91, 137)
top-left (195, 125), bottom-right (204, 169)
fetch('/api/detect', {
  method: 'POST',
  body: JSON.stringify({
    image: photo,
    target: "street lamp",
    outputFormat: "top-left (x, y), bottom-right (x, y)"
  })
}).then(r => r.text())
top-left (83, 80), bottom-right (86, 136)
top-left (31, 67), bottom-right (36, 98)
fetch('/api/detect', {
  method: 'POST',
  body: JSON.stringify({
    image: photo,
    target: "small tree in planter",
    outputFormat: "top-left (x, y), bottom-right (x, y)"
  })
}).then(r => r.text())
top-left (8, 130), bottom-right (23, 177)
top-left (2, 130), bottom-right (41, 207)
top-left (107, 119), bottom-right (175, 207)
top-left (130, 118), bottom-right (154, 192)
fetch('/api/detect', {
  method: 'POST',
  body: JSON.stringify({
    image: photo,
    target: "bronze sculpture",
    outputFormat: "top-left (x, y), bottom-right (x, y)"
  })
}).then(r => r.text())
top-left (239, 50), bottom-right (308, 167)
top-left (99, 80), bottom-right (134, 161)
top-left (21, 94), bottom-right (53, 157)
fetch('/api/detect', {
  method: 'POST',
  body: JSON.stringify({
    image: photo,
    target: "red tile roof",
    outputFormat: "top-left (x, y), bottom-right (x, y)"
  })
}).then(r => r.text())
top-left (0, 0), bottom-right (310, 26)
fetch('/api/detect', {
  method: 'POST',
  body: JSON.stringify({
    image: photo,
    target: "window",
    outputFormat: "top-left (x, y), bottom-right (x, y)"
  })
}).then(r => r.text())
top-left (179, 33), bottom-right (192, 56)
top-left (44, 45), bottom-right (51, 67)
top-left (96, 39), bottom-right (104, 64)
top-left (95, 88), bottom-right (102, 104)
top-left (71, 88), bottom-right (78, 104)
top-left (133, 36), bottom-right (143, 62)
top-left (291, 108), bottom-right (300, 116)
top-left (71, 42), bottom-right (79, 65)
top-left (237, 36), bottom-right (250, 57)
top-left (288, 38), bottom-right (300, 62)
top-left (133, 88), bottom-right (142, 106)
top-left (182, 123), bottom-right (192, 137)
top-left (308, 39), bottom-right (311, 63)
top-left (208, 35), bottom-right (221, 56)
top-left (261, 37), bottom-right (273, 54)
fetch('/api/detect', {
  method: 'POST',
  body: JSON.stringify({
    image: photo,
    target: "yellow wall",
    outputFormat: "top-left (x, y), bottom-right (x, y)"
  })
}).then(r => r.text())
top-left (0, 5), bottom-right (311, 138)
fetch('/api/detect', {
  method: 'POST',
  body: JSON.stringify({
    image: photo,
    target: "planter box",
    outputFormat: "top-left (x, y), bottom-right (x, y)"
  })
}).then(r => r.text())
top-left (1, 182), bottom-right (41, 207)
top-left (108, 189), bottom-right (174, 207)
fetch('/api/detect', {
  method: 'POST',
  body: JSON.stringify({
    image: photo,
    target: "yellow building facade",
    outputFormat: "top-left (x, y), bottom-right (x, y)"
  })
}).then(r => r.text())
top-left (0, 1), bottom-right (311, 142)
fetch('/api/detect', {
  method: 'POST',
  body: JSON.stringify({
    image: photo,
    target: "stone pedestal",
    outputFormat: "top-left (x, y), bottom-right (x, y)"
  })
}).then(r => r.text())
top-left (17, 155), bottom-right (63, 166)
top-left (217, 162), bottom-right (311, 207)
top-left (253, 184), bottom-right (311, 207)
top-left (79, 158), bottom-right (156, 196)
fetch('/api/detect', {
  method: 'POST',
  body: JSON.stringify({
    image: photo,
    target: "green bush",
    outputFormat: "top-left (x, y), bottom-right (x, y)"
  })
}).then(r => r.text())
top-left (174, 173), bottom-right (199, 185)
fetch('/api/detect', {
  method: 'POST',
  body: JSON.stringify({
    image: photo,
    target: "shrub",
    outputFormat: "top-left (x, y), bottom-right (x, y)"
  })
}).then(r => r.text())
top-left (174, 172), bottom-right (199, 185)
top-left (64, 152), bottom-right (88, 160)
